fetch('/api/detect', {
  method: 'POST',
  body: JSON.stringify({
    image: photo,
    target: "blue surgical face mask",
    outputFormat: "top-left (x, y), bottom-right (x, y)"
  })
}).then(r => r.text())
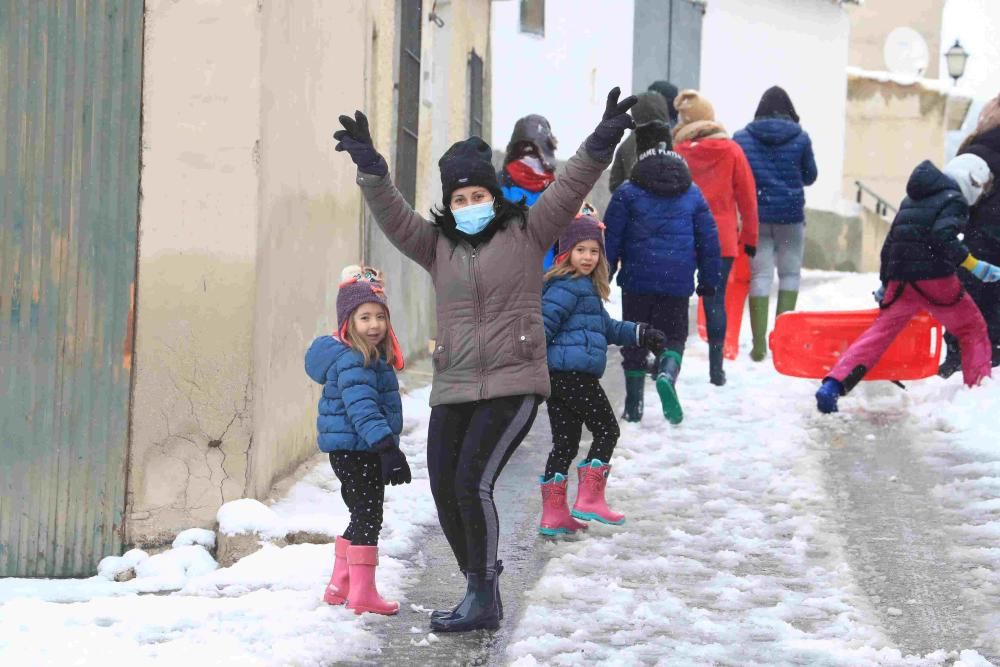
top-left (452, 200), bottom-right (496, 236)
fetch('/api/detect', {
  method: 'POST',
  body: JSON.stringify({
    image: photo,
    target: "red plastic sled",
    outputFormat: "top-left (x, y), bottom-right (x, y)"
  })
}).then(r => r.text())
top-left (769, 309), bottom-right (943, 381)
top-left (697, 252), bottom-right (752, 360)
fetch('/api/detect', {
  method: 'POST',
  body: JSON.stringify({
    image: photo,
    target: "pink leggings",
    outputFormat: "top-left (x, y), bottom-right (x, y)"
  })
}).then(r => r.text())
top-left (828, 276), bottom-right (992, 391)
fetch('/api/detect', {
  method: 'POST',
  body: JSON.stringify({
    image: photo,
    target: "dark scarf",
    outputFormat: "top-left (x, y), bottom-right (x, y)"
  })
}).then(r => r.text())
top-left (754, 86), bottom-right (800, 123)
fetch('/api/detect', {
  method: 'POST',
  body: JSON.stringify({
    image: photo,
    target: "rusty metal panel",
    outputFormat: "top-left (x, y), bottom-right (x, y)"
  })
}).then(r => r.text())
top-left (0, 0), bottom-right (143, 577)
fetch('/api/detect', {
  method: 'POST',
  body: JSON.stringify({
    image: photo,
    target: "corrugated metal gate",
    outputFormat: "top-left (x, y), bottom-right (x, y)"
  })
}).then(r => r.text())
top-left (0, 0), bottom-right (144, 577)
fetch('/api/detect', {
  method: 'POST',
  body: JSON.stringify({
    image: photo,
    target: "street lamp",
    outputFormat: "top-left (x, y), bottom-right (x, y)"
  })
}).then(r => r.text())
top-left (944, 39), bottom-right (970, 85)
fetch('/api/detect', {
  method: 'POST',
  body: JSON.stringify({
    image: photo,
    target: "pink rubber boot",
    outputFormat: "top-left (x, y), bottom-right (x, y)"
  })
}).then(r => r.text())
top-left (345, 545), bottom-right (399, 616)
top-left (539, 473), bottom-right (589, 536)
top-left (571, 460), bottom-right (625, 525)
top-left (323, 536), bottom-right (351, 605)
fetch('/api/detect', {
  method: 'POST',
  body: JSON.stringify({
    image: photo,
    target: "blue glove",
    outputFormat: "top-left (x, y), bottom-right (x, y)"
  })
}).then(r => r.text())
top-left (873, 284), bottom-right (886, 304)
top-left (970, 260), bottom-right (1000, 283)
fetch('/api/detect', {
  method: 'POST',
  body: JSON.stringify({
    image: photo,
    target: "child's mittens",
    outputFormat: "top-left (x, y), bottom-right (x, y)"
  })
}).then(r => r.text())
top-left (696, 284), bottom-right (716, 297)
top-left (373, 436), bottom-right (412, 486)
top-left (638, 323), bottom-right (668, 354)
top-left (873, 284), bottom-right (886, 304)
top-left (968, 258), bottom-right (1000, 283)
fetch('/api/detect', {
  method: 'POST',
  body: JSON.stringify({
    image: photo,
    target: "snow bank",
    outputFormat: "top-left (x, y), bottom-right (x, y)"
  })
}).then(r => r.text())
top-left (97, 548), bottom-right (150, 580)
top-left (216, 498), bottom-right (286, 539)
top-left (0, 385), bottom-right (437, 665)
top-left (172, 528), bottom-right (217, 551)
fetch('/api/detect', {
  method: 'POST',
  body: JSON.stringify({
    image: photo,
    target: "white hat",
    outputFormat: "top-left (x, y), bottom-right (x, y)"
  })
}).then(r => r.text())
top-left (943, 153), bottom-right (992, 206)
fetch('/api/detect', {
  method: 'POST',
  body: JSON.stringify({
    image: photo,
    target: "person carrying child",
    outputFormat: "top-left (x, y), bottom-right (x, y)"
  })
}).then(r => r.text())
top-left (815, 156), bottom-right (998, 413)
top-left (604, 121), bottom-right (722, 425)
top-left (538, 215), bottom-right (667, 535)
top-left (304, 265), bottom-right (412, 615)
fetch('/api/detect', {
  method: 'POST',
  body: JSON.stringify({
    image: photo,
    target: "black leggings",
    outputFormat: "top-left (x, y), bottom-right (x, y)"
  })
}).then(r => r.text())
top-left (427, 394), bottom-right (540, 574)
top-left (544, 371), bottom-right (620, 480)
top-left (621, 292), bottom-right (690, 371)
top-left (329, 451), bottom-right (384, 546)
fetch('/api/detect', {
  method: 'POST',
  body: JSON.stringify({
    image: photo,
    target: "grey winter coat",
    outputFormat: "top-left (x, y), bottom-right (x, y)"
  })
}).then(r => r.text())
top-left (358, 144), bottom-right (608, 406)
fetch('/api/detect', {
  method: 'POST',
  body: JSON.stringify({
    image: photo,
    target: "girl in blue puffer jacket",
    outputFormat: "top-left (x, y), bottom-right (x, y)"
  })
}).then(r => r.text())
top-left (604, 121), bottom-right (722, 426)
top-left (538, 215), bottom-right (667, 535)
top-left (304, 265), bottom-right (410, 617)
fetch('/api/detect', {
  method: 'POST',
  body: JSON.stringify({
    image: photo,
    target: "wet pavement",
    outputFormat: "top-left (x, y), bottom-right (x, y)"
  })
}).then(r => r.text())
top-left (817, 384), bottom-right (999, 662)
top-left (374, 375), bottom-right (627, 666)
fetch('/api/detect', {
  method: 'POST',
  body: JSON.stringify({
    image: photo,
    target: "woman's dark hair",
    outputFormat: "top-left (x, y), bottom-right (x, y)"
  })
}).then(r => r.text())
top-left (430, 186), bottom-right (528, 245)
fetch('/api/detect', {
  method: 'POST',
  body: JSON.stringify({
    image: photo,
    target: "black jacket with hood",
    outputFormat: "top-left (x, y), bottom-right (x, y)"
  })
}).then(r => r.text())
top-left (880, 160), bottom-right (972, 283)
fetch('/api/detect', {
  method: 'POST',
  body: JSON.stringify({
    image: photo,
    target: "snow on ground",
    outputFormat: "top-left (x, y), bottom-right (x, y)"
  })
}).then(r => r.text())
top-left (506, 272), bottom-right (997, 666)
top-left (2, 270), bottom-right (998, 666)
top-left (0, 388), bottom-right (436, 666)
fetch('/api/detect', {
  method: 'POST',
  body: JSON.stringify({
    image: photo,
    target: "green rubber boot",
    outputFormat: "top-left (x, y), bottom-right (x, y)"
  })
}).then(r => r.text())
top-left (749, 296), bottom-right (769, 362)
top-left (776, 290), bottom-right (798, 317)
top-left (655, 350), bottom-right (684, 425)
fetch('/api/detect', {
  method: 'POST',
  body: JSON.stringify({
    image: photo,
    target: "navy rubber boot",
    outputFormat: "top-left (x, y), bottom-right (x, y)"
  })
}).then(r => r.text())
top-left (623, 371), bottom-right (646, 422)
top-left (430, 565), bottom-right (501, 633)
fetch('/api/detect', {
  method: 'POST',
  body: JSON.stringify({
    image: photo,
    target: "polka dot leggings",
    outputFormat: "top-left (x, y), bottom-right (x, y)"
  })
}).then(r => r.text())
top-left (329, 451), bottom-right (384, 546)
top-left (544, 371), bottom-right (620, 480)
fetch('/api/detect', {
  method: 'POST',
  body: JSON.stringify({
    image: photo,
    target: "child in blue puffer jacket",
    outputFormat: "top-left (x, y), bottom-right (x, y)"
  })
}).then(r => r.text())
top-left (604, 121), bottom-right (722, 426)
top-left (304, 265), bottom-right (411, 617)
top-left (538, 215), bottom-right (667, 535)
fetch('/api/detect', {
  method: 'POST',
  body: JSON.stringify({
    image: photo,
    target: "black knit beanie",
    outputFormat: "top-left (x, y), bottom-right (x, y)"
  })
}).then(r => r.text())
top-left (439, 137), bottom-right (499, 205)
top-left (647, 80), bottom-right (679, 123)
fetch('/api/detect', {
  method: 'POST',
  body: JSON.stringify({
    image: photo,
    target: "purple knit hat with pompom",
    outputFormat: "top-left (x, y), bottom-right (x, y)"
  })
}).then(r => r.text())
top-left (557, 214), bottom-right (606, 259)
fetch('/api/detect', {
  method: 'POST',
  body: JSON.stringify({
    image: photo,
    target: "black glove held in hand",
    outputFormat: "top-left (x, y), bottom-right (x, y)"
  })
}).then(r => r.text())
top-left (584, 87), bottom-right (639, 163)
top-left (373, 436), bottom-right (411, 486)
top-left (334, 111), bottom-right (388, 177)
top-left (638, 323), bottom-right (667, 354)
top-left (744, 244), bottom-right (757, 259)
top-left (696, 284), bottom-right (716, 297)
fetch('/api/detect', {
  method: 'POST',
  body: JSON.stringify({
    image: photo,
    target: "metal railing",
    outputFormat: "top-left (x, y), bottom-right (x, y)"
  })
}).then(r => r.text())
top-left (855, 180), bottom-right (898, 218)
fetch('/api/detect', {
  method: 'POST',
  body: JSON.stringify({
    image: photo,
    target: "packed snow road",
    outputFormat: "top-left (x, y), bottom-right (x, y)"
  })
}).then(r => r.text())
top-left (2, 272), bottom-right (999, 666)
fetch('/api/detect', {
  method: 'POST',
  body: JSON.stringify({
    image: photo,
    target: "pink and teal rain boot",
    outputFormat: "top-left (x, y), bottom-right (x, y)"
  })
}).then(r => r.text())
top-left (571, 460), bottom-right (625, 525)
top-left (539, 473), bottom-right (589, 536)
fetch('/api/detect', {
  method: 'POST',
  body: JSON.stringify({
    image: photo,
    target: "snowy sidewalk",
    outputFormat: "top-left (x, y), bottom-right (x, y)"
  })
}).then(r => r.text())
top-left (2, 271), bottom-right (999, 666)
top-left (505, 273), bottom-right (999, 666)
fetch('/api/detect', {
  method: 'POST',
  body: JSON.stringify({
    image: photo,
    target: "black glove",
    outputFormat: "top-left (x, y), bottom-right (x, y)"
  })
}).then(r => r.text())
top-left (638, 323), bottom-right (667, 355)
top-left (584, 87), bottom-right (638, 163)
top-left (696, 284), bottom-right (716, 297)
top-left (372, 436), bottom-right (411, 486)
top-left (334, 111), bottom-right (388, 177)
top-left (744, 244), bottom-right (757, 259)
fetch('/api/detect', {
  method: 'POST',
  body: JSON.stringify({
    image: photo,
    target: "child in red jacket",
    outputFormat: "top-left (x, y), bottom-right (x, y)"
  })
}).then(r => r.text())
top-left (673, 90), bottom-right (759, 386)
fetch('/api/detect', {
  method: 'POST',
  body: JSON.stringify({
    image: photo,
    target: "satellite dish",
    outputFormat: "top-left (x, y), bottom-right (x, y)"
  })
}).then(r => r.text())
top-left (883, 27), bottom-right (929, 77)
